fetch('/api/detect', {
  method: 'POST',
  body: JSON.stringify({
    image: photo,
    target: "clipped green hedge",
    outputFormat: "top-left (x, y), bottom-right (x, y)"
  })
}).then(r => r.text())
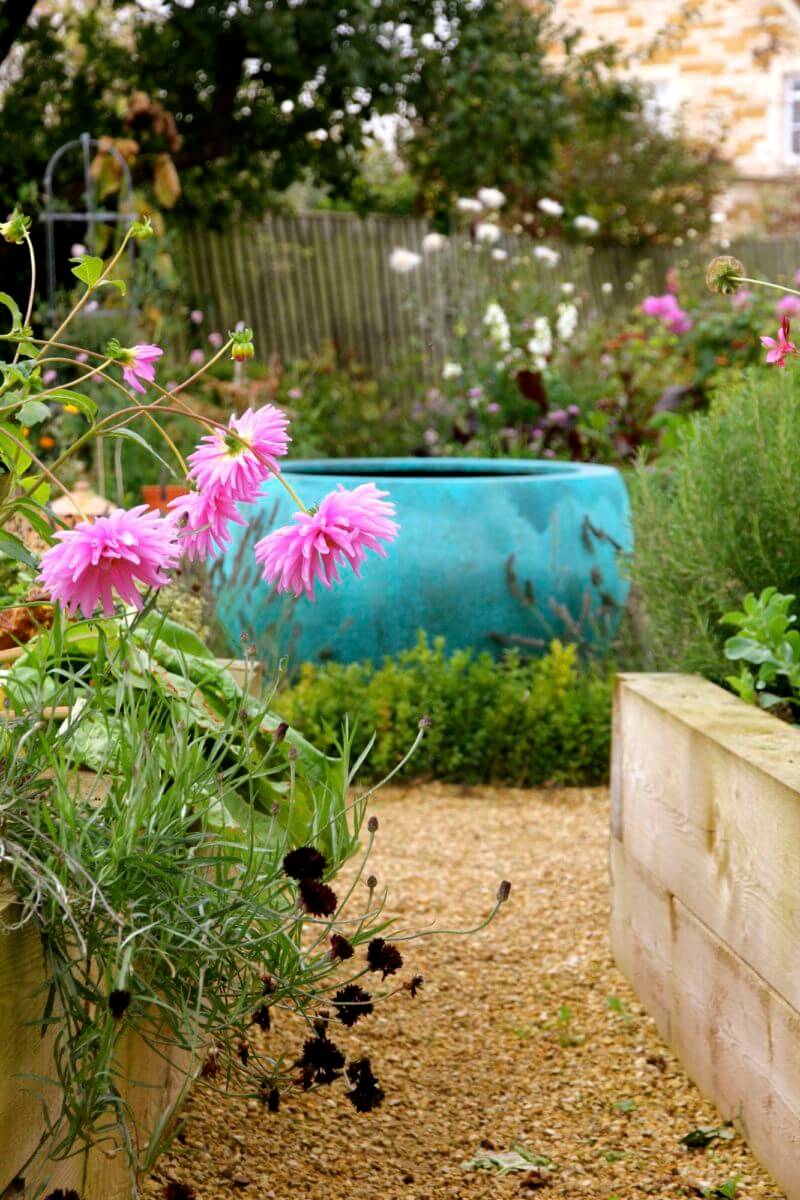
top-left (278, 634), bottom-right (612, 787)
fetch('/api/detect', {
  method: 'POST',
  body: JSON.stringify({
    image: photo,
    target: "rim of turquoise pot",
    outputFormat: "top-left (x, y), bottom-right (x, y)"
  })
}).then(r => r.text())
top-left (280, 457), bottom-right (620, 480)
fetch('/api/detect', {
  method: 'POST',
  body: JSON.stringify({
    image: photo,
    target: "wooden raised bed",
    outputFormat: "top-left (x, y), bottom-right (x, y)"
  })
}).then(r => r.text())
top-left (611, 673), bottom-right (800, 1199)
top-left (0, 883), bottom-right (189, 1199)
top-left (0, 659), bottom-right (260, 1198)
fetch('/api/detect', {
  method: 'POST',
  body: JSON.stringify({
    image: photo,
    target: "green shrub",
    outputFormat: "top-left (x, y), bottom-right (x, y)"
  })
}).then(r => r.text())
top-left (630, 368), bottom-right (800, 678)
top-left (278, 634), bottom-right (612, 787)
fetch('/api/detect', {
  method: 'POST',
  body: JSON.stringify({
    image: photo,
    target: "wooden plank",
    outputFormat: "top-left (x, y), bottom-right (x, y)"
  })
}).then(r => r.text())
top-left (0, 885), bottom-right (188, 1198)
top-left (612, 673), bottom-right (800, 1014)
top-left (611, 838), bottom-right (800, 1200)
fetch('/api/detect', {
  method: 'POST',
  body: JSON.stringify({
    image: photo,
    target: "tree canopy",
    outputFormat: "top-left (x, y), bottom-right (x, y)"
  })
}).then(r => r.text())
top-left (0, 0), bottom-right (724, 242)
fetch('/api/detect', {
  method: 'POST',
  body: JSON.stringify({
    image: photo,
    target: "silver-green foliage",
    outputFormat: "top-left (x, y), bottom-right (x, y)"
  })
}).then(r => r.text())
top-left (0, 611), bottom-right (418, 1193)
top-left (630, 368), bottom-right (800, 678)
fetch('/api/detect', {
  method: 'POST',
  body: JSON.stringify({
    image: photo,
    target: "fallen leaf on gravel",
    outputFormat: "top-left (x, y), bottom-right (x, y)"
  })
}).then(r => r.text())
top-left (681, 1127), bottom-right (736, 1151)
top-left (463, 1147), bottom-right (551, 1176)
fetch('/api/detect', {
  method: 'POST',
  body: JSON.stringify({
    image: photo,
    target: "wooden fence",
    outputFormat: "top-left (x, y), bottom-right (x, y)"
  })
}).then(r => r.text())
top-left (179, 214), bottom-right (800, 377)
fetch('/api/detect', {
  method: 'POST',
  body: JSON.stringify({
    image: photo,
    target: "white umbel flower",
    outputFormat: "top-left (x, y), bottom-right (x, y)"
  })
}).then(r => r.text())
top-left (477, 186), bottom-right (506, 209)
top-left (442, 361), bottom-right (462, 380)
top-left (533, 245), bottom-right (560, 268)
top-left (456, 197), bottom-right (482, 213)
top-left (389, 247), bottom-right (422, 273)
top-left (483, 301), bottom-right (511, 352)
top-left (574, 214), bottom-right (599, 235)
top-left (492, 248), bottom-right (508, 261)
top-left (475, 222), bottom-right (501, 244)
top-left (526, 315), bottom-right (553, 360)
top-left (423, 231), bottom-right (447, 252)
top-left (601, 281), bottom-right (613, 294)
top-left (556, 301), bottom-right (578, 342)
top-left (538, 197), bottom-right (564, 217)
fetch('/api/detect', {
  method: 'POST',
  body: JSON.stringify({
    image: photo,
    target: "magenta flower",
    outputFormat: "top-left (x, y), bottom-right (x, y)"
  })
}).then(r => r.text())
top-left (187, 405), bottom-right (290, 502)
top-left (119, 344), bottom-right (163, 394)
top-left (731, 289), bottom-right (754, 310)
top-left (169, 488), bottom-right (246, 562)
top-left (641, 293), bottom-right (692, 335)
top-left (254, 483), bottom-right (398, 600)
top-left (761, 316), bottom-right (797, 367)
top-left (38, 505), bottom-right (179, 619)
top-left (777, 295), bottom-right (800, 319)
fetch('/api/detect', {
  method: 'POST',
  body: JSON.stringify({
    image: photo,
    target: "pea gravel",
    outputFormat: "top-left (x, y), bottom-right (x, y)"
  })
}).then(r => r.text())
top-left (143, 784), bottom-right (785, 1200)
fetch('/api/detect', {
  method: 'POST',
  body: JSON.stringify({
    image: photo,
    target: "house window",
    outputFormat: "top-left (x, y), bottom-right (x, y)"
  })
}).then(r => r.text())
top-left (643, 79), bottom-right (674, 133)
top-left (786, 76), bottom-right (800, 162)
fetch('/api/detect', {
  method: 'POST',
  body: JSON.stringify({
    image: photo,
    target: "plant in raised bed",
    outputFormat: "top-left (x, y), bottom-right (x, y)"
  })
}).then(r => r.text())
top-left (0, 212), bottom-right (510, 1198)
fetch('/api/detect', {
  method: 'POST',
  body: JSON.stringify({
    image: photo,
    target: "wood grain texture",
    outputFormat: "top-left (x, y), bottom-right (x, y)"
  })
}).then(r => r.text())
top-left (612, 672), bottom-right (800, 1014)
top-left (0, 887), bottom-right (187, 1199)
top-left (611, 838), bottom-right (800, 1199)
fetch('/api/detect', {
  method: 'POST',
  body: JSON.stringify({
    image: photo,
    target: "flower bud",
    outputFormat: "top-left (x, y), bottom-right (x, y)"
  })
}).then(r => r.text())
top-left (131, 215), bottom-right (155, 240)
top-left (231, 326), bottom-right (255, 361)
top-left (496, 879), bottom-right (512, 904)
top-left (0, 209), bottom-right (31, 245)
top-left (705, 255), bottom-right (745, 295)
top-left (367, 815), bottom-right (379, 833)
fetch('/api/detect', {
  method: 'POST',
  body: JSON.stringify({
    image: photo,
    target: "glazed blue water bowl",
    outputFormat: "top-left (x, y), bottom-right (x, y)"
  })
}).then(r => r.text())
top-left (214, 457), bottom-right (632, 665)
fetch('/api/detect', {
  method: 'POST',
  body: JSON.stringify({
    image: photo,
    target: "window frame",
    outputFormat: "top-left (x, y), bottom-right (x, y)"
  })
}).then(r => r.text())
top-left (784, 74), bottom-right (800, 165)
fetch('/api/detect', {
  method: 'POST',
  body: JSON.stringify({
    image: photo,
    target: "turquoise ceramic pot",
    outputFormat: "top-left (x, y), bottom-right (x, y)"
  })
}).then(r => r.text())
top-left (214, 458), bottom-right (632, 665)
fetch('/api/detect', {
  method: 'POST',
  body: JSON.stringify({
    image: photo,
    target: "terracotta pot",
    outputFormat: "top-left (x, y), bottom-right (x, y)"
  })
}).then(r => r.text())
top-left (141, 483), bottom-right (190, 513)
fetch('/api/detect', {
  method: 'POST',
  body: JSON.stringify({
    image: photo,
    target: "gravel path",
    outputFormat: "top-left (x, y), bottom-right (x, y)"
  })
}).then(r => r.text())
top-left (144, 784), bottom-right (784, 1200)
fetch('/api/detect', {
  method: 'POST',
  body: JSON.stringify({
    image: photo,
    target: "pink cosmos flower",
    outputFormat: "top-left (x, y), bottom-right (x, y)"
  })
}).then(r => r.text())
top-left (168, 488), bottom-right (246, 562)
top-left (119, 344), bottom-right (163, 394)
top-left (38, 505), bottom-right (179, 619)
top-left (777, 295), bottom-right (800, 319)
top-left (641, 293), bottom-right (693, 335)
top-left (761, 316), bottom-right (797, 367)
top-left (187, 405), bottom-right (290, 502)
top-left (254, 483), bottom-right (399, 600)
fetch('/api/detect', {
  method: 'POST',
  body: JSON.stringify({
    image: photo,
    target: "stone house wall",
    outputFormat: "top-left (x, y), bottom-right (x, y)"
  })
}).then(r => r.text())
top-left (551, 0), bottom-right (800, 228)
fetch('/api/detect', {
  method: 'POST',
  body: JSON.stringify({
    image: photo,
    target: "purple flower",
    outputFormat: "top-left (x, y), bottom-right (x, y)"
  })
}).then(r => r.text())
top-left (189, 349), bottom-right (204, 366)
top-left (208, 331), bottom-right (224, 349)
top-left (487, 402), bottom-right (501, 414)
top-left (190, 309), bottom-right (203, 324)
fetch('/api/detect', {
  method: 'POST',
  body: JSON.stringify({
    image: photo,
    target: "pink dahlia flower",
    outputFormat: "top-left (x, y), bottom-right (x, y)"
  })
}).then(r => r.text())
top-left (168, 487), bottom-right (246, 562)
top-left (187, 405), bottom-right (290, 502)
top-left (761, 316), bottom-right (797, 368)
top-left (119, 344), bottom-right (163, 394)
top-left (254, 483), bottom-right (399, 600)
top-left (38, 505), bottom-right (179, 618)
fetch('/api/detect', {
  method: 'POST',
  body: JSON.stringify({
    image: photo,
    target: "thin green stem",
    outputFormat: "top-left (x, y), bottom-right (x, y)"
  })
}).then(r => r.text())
top-left (734, 276), bottom-right (800, 299)
top-left (12, 233), bottom-right (36, 366)
top-left (41, 227), bottom-right (136, 354)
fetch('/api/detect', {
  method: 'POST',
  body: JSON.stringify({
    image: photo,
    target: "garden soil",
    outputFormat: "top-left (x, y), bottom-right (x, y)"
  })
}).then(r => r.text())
top-left (144, 784), bottom-right (785, 1200)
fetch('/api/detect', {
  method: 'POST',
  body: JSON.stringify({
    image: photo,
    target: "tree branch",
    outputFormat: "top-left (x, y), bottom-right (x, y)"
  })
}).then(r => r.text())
top-left (0, 0), bottom-right (37, 68)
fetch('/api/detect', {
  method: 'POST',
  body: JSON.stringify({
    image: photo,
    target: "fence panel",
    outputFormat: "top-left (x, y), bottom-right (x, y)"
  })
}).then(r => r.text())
top-left (179, 214), bottom-right (800, 378)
